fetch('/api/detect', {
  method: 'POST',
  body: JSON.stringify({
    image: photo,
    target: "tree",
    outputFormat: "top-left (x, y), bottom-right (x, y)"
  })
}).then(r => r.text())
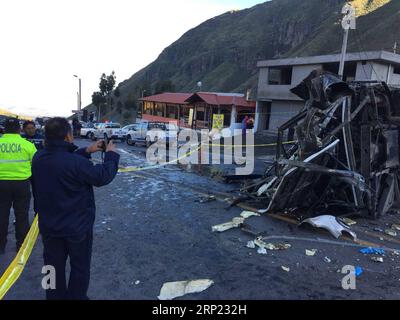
top-left (92, 91), bottom-right (106, 119)
top-left (154, 79), bottom-right (175, 94)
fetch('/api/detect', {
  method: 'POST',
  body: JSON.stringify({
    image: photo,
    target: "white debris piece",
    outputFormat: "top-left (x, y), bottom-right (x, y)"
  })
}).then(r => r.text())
top-left (246, 241), bottom-right (256, 249)
top-left (299, 215), bottom-right (357, 240)
top-left (281, 266), bottom-right (290, 272)
top-left (324, 257), bottom-right (332, 263)
top-left (257, 247), bottom-right (268, 255)
top-left (212, 217), bottom-right (245, 232)
top-left (240, 211), bottom-right (260, 219)
top-left (158, 279), bottom-right (214, 300)
top-left (306, 249), bottom-right (317, 257)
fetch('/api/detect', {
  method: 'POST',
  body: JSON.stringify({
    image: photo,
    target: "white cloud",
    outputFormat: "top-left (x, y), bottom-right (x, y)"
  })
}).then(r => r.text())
top-left (0, 0), bottom-right (258, 117)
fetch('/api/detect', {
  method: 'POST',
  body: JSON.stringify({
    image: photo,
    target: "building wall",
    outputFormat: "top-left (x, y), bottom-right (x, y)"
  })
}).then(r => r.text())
top-left (257, 64), bottom-right (322, 101)
top-left (268, 100), bottom-right (304, 132)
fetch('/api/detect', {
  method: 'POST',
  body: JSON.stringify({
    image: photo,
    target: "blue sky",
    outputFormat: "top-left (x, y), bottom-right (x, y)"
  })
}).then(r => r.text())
top-left (0, 0), bottom-right (266, 117)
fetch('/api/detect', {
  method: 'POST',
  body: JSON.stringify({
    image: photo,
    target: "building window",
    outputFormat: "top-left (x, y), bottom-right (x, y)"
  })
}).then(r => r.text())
top-left (268, 67), bottom-right (293, 85)
top-left (155, 103), bottom-right (165, 117)
top-left (166, 104), bottom-right (178, 119)
top-left (144, 102), bottom-right (153, 115)
top-left (394, 66), bottom-right (400, 75)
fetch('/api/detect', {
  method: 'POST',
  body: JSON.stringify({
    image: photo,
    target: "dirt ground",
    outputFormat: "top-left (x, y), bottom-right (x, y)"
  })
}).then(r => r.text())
top-left (1, 139), bottom-right (400, 300)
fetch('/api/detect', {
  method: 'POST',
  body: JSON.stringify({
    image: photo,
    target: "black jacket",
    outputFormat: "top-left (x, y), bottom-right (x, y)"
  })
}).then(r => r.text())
top-left (32, 140), bottom-right (120, 237)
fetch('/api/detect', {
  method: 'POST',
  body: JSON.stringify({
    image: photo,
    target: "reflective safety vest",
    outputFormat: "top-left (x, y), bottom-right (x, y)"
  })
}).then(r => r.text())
top-left (0, 134), bottom-right (37, 180)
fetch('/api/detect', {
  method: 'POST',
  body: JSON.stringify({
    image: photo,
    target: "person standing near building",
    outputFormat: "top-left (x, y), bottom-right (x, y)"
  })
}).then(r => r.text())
top-left (31, 117), bottom-right (120, 300)
top-left (0, 118), bottom-right (37, 254)
top-left (22, 120), bottom-right (45, 150)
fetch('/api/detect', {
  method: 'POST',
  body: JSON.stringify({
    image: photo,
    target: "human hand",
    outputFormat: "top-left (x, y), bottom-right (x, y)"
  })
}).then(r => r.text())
top-left (86, 140), bottom-right (104, 154)
top-left (106, 140), bottom-right (116, 153)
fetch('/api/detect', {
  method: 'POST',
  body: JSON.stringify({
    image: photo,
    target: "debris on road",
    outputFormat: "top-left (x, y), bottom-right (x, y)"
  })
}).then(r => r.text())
top-left (212, 217), bottom-right (245, 232)
top-left (306, 249), bottom-right (317, 257)
top-left (196, 195), bottom-right (216, 204)
top-left (324, 257), bottom-right (332, 263)
top-left (254, 237), bottom-right (291, 251)
top-left (246, 241), bottom-right (256, 249)
top-left (240, 211), bottom-right (260, 219)
top-left (371, 257), bottom-right (384, 263)
top-left (385, 229), bottom-right (398, 237)
top-left (392, 224), bottom-right (400, 231)
top-left (281, 266), bottom-right (290, 272)
top-left (212, 211), bottom-right (260, 233)
top-left (257, 247), bottom-right (268, 255)
top-left (158, 279), bottom-right (214, 300)
top-left (299, 215), bottom-right (357, 240)
top-left (360, 248), bottom-right (386, 255)
top-left (340, 218), bottom-right (357, 226)
top-left (355, 266), bottom-right (364, 277)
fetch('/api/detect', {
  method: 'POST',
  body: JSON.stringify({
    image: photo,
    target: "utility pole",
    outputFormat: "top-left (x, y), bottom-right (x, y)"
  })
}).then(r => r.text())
top-left (339, 3), bottom-right (356, 80)
top-left (394, 42), bottom-right (398, 54)
top-left (73, 75), bottom-right (82, 121)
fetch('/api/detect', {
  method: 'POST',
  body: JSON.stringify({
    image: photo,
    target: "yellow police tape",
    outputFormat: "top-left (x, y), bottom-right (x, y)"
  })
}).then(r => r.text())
top-left (0, 215), bottom-right (39, 300)
top-left (118, 141), bottom-right (296, 173)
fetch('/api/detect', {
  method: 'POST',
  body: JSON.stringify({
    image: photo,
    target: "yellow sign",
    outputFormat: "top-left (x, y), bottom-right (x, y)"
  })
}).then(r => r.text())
top-left (212, 114), bottom-right (224, 130)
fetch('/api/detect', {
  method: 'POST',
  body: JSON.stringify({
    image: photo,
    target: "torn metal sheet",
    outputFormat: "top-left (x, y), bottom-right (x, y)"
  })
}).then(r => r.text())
top-left (299, 215), bottom-right (357, 240)
top-left (158, 279), bottom-right (214, 300)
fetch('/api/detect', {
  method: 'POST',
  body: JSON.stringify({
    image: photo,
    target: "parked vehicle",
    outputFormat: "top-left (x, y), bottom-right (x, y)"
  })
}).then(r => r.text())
top-left (80, 122), bottom-right (99, 140)
top-left (126, 122), bottom-right (178, 147)
top-left (92, 122), bottom-right (124, 141)
top-left (120, 124), bottom-right (139, 142)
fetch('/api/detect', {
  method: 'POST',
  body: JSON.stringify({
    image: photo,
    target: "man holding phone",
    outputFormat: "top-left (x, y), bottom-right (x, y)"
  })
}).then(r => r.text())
top-left (31, 117), bottom-right (120, 300)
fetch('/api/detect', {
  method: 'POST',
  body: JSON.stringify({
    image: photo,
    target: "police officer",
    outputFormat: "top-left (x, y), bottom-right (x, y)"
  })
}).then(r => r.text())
top-left (0, 118), bottom-right (37, 255)
top-left (32, 117), bottom-right (119, 300)
top-left (22, 120), bottom-right (45, 150)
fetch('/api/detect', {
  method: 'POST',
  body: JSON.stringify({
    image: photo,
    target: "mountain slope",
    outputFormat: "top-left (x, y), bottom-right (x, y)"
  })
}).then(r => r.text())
top-left (93, 0), bottom-right (399, 123)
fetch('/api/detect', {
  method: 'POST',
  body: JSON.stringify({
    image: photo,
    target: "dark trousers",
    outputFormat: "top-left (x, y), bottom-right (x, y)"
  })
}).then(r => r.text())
top-left (42, 231), bottom-right (93, 300)
top-left (0, 180), bottom-right (31, 251)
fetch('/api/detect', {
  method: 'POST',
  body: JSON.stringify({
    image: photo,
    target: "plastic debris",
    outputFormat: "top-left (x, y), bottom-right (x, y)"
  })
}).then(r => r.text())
top-left (281, 266), bottom-right (290, 272)
top-left (196, 195), bottom-right (216, 203)
top-left (392, 224), bottom-right (400, 231)
top-left (306, 249), bottom-right (317, 257)
top-left (240, 211), bottom-right (260, 219)
top-left (341, 218), bottom-right (357, 226)
top-left (158, 279), bottom-right (214, 300)
top-left (254, 237), bottom-right (291, 251)
top-left (299, 215), bottom-right (357, 240)
top-left (360, 248), bottom-right (386, 255)
top-left (246, 241), bottom-right (256, 249)
top-left (385, 229), bottom-right (397, 237)
top-left (371, 257), bottom-right (384, 263)
top-left (135, 280), bottom-right (140, 285)
top-left (355, 266), bottom-right (363, 277)
top-left (212, 217), bottom-right (245, 232)
top-left (257, 247), bottom-right (268, 255)
top-left (324, 257), bottom-right (332, 263)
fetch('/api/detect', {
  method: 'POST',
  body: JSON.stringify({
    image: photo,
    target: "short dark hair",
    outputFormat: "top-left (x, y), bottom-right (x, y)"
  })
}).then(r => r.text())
top-left (45, 117), bottom-right (72, 141)
top-left (4, 118), bottom-right (21, 134)
top-left (23, 120), bottom-right (35, 129)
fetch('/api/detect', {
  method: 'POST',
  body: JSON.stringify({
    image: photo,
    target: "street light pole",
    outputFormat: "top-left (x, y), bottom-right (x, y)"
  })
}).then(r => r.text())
top-left (73, 75), bottom-right (82, 121)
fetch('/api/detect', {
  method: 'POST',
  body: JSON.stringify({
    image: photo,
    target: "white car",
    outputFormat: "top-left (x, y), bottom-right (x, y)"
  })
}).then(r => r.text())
top-left (120, 124), bottom-right (139, 141)
top-left (93, 123), bottom-right (124, 141)
top-left (80, 123), bottom-right (98, 140)
top-left (126, 121), bottom-right (179, 147)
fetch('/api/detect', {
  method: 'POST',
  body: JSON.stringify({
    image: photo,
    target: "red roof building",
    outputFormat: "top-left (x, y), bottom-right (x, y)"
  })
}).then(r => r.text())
top-left (139, 92), bottom-right (255, 130)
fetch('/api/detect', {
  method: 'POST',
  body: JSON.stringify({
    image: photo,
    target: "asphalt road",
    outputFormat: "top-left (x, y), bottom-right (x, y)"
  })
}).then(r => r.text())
top-left (1, 138), bottom-right (400, 300)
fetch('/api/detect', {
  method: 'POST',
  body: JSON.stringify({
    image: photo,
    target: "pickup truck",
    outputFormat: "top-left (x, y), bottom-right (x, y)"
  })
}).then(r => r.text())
top-left (92, 123), bottom-right (125, 141)
top-left (126, 121), bottom-right (179, 147)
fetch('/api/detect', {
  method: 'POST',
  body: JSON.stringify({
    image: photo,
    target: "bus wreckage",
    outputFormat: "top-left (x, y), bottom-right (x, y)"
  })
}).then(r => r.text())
top-left (246, 70), bottom-right (400, 220)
